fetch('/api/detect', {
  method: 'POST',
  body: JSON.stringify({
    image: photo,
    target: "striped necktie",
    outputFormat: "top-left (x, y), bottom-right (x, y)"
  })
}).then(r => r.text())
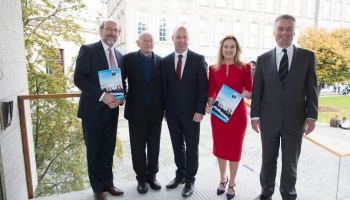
top-left (279, 49), bottom-right (288, 84)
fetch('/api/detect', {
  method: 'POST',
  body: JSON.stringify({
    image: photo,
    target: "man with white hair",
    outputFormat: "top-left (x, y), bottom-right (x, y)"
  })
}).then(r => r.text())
top-left (123, 31), bottom-right (163, 194)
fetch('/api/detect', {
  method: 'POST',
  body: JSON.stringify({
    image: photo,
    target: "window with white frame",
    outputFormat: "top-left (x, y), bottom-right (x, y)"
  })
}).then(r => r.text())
top-left (215, 21), bottom-right (225, 46)
top-left (248, 23), bottom-right (258, 47)
top-left (159, 17), bottom-right (169, 41)
top-left (137, 12), bottom-right (148, 34)
top-left (306, 0), bottom-right (315, 18)
top-left (323, 0), bottom-right (331, 19)
top-left (264, 25), bottom-right (273, 48)
top-left (280, 0), bottom-right (288, 14)
top-left (346, 4), bottom-right (350, 21)
top-left (200, 0), bottom-right (208, 5)
top-left (233, 22), bottom-right (243, 45)
top-left (216, 0), bottom-right (226, 7)
top-left (265, 0), bottom-right (274, 13)
top-left (199, 19), bottom-right (207, 45)
top-left (233, 0), bottom-right (244, 9)
top-left (294, 0), bottom-right (301, 16)
top-left (334, 2), bottom-right (341, 20)
top-left (178, 15), bottom-right (190, 27)
top-left (250, 0), bottom-right (259, 11)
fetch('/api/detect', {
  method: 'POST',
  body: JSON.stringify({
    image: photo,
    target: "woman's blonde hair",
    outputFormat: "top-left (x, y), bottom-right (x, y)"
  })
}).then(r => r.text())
top-left (215, 35), bottom-right (244, 71)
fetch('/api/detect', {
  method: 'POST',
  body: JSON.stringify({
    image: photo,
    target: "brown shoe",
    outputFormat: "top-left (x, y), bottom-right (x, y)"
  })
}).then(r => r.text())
top-left (103, 186), bottom-right (124, 196)
top-left (94, 192), bottom-right (107, 200)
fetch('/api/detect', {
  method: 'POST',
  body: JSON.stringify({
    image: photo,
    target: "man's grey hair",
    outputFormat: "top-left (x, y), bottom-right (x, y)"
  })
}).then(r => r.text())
top-left (138, 31), bottom-right (154, 41)
top-left (99, 19), bottom-right (119, 29)
top-left (274, 14), bottom-right (296, 28)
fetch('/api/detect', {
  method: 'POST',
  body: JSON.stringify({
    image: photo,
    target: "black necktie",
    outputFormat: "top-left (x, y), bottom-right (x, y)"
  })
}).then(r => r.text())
top-left (279, 49), bottom-right (288, 84)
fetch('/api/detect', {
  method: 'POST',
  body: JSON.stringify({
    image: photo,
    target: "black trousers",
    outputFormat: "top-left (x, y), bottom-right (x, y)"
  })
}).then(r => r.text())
top-left (128, 106), bottom-right (162, 184)
top-left (167, 114), bottom-right (200, 183)
top-left (82, 113), bottom-right (118, 193)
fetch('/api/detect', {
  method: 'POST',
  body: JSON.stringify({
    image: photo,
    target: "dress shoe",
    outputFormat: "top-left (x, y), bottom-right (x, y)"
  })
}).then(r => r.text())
top-left (137, 183), bottom-right (148, 194)
top-left (182, 182), bottom-right (194, 197)
top-left (217, 176), bottom-right (228, 195)
top-left (94, 192), bottom-right (107, 200)
top-left (146, 179), bottom-right (161, 190)
top-left (226, 184), bottom-right (236, 200)
top-left (166, 177), bottom-right (186, 189)
top-left (257, 194), bottom-right (272, 200)
top-left (103, 186), bottom-right (124, 196)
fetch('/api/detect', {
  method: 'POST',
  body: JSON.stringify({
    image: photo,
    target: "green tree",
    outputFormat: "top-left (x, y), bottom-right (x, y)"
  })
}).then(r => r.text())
top-left (21, 0), bottom-right (89, 197)
top-left (298, 27), bottom-right (350, 97)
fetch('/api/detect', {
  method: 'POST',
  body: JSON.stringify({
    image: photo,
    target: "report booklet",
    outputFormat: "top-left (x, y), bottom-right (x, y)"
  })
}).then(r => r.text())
top-left (98, 68), bottom-right (124, 99)
top-left (211, 84), bottom-right (242, 123)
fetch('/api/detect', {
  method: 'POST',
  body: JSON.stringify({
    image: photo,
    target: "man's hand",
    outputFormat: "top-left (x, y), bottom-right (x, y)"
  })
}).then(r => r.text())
top-left (304, 118), bottom-right (316, 135)
top-left (107, 99), bottom-right (123, 109)
top-left (193, 113), bottom-right (204, 122)
top-left (102, 93), bottom-right (116, 104)
top-left (251, 119), bottom-right (261, 133)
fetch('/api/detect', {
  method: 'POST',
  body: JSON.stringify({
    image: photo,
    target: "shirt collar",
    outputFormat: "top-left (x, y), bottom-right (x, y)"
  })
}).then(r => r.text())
top-left (276, 44), bottom-right (293, 54)
top-left (100, 39), bottom-right (112, 51)
top-left (139, 50), bottom-right (153, 60)
top-left (175, 49), bottom-right (188, 59)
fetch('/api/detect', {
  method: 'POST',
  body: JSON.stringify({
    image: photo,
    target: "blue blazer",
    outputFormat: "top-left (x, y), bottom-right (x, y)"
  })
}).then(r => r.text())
top-left (74, 41), bottom-right (124, 120)
top-left (161, 49), bottom-right (208, 120)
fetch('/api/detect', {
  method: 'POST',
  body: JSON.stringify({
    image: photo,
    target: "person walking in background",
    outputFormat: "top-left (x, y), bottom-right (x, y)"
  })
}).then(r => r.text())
top-left (251, 14), bottom-right (318, 200)
top-left (161, 26), bottom-right (208, 198)
top-left (205, 35), bottom-right (252, 200)
top-left (74, 19), bottom-right (125, 200)
top-left (123, 31), bottom-right (163, 194)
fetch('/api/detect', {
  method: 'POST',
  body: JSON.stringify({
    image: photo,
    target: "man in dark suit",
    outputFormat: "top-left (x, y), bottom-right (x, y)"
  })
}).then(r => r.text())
top-left (74, 19), bottom-right (125, 200)
top-left (161, 26), bottom-right (208, 197)
top-left (251, 14), bottom-right (318, 200)
top-left (123, 31), bottom-right (163, 194)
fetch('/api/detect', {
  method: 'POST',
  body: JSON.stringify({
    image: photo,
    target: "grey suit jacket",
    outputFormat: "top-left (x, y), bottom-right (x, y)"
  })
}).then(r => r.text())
top-left (251, 45), bottom-right (318, 134)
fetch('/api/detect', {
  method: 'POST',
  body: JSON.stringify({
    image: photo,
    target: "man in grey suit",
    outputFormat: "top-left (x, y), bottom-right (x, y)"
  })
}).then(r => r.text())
top-left (251, 14), bottom-right (318, 200)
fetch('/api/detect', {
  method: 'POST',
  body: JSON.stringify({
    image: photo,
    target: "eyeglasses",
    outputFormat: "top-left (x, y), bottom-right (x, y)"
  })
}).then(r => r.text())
top-left (102, 27), bottom-right (121, 33)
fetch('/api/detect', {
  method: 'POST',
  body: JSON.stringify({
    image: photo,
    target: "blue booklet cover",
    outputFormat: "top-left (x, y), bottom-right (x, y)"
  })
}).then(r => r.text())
top-left (211, 84), bottom-right (242, 123)
top-left (98, 68), bottom-right (124, 100)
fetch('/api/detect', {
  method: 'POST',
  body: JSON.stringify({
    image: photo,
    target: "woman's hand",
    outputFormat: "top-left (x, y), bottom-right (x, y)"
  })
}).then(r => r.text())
top-left (242, 90), bottom-right (252, 99)
top-left (205, 105), bottom-right (212, 114)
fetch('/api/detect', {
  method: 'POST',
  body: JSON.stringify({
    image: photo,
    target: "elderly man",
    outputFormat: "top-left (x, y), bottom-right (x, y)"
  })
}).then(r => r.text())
top-left (123, 31), bottom-right (163, 194)
top-left (161, 26), bottom-right (208, 197)
top-left (74, 19), bottom-right (125, 200)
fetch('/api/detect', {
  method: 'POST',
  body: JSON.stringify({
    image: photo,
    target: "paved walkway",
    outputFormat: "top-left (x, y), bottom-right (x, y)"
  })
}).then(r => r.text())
top-left (36, 107), bottom-right (350, 200)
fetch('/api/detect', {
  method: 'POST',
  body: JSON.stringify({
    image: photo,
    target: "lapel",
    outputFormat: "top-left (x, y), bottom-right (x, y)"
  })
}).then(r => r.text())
top-left (150, 53), bottom-right (160, 82)
top-left (168, 52), bottom-right (177, 82)
top-left (133, 50), bottom-right (147, 83)
top-left (267, 48), bottom-right (284, 87)
top-left (96, 41), bottom-right (109, 70)
top-left (181, 49), bottom-right (193, 83)
top-left (113, 48), bottom-right (122, 68)
top-left (284, 45), bottom-right (298, 86)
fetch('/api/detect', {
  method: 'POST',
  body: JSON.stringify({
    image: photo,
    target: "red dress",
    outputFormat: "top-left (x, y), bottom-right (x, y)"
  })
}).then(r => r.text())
top-left (208, 64), bottom-right (253, 162)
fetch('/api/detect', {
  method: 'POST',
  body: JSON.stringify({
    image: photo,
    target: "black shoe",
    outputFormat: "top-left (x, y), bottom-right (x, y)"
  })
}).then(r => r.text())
top-left (166, 177), bottom-right (186, 189)
top-left (146, 179), bottom-right (161, 190)
top-left (182, 182), bottom-right (194, 197)
top-left (257, 194), bottom-right (272, 200)
top-left (137, 183), bottom-right (148, 194)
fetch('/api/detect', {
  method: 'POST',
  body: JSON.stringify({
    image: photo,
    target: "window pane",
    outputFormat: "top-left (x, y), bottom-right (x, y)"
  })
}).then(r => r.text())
top-left (233, 22), bottom-right (243, 45)
top-left (307, 0), bottom-right (314, 18)
top-left (294, 0), bottom-right (301, 16)
top-left (199, 20), bottom-right (207, 45)
top-left (249, 24), bottom-right (258, 47)
top-left (334, 2), bottom-right (341, 20)
top-left (250, 0), bottom-right (259, 11)
top-left (323, 1), bottom-right (330, 19)
top-left (280, 0), bottom-right (288, 14)
top-left (215, 21), bottom-right (225, 45)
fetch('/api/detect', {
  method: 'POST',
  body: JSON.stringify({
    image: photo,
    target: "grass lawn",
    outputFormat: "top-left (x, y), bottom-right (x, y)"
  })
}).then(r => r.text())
top-left (318, 95), bottom-right (350, 124)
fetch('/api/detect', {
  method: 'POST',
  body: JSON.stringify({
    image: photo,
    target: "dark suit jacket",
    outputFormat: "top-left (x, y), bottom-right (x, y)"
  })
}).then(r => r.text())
top-left (161, 50), bottom-right (208, 120)
top-left (123, 50), bottom-right (163, 123)
top-left (74, 40), bottom-right (124, 121)
top-left (251, 45), bottom-right (318, 134)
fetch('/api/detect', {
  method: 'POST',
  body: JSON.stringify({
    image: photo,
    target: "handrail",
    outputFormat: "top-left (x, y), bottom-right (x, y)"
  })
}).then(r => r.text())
top-left (303, 135), bottom-right (350, 158)
top-left (18, 93), bottom-right (80, 199)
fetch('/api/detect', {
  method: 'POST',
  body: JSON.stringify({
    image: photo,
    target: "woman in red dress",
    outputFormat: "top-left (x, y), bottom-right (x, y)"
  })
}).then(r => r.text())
top-left (206, 35), bottom-right (252, 200)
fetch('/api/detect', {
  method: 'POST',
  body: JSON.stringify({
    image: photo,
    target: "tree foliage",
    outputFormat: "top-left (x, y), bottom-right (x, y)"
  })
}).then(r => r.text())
top-left (298, 27), bottom-right (350, 96)
top-left (21, 0), bottom-right (89, 197)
